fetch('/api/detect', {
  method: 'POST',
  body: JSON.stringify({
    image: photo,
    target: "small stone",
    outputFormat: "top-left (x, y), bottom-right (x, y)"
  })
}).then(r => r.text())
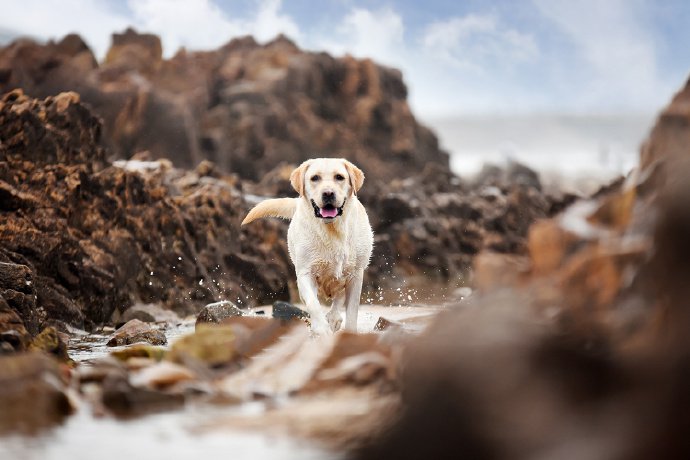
top-left (120, 303), bottom-right (182, 325)
top-left (0, 330), bottom-right (28, 353)
top-left (129, 361), bottom-right (197, 390)
top-left (373, 317), bottom-right (403, 332)
top-left (107, 319), bottom-right (167, 347)
top-left (101, 373), bottom-right (184, 417)
top-left (28, 326), bottom-right (71, 363)
top-left (168, 324), bottom-right (237, 367)
top-left (110, 344), bottom-right (167, 362)
top-left (119, 309), bottom-right (156, 326)
top-left (196, 300), bottom-right (244, 329)
top-left (272, 301), bottom-right (309, 321)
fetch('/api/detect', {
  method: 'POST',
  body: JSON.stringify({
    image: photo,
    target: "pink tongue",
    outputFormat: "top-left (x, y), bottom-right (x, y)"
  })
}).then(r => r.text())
top-left (320, 207), bottom-right (338, 218)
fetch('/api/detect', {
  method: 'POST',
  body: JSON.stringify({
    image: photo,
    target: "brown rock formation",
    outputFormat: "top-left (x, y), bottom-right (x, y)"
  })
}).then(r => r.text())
top-left (0, 31), bottom-right (566, 334)
top-left (0, 30), bottom-right (448, 183)
top-left (0, 89), bottom-right (291, 333)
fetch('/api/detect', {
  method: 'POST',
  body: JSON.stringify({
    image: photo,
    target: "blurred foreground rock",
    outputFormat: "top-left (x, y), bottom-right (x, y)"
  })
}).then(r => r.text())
top-left (70, 315), bottom-right (402, 445)
top-left (354, 76), bottom-right (690, 460)
top-left (0, 352), bottom-right (72, 434)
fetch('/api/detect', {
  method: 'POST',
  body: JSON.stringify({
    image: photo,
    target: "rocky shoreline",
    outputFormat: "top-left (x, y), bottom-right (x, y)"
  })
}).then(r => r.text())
top-left (0, 31), bottom-right (569, 337)
top-left (3, 29), bottom-right (688, 458)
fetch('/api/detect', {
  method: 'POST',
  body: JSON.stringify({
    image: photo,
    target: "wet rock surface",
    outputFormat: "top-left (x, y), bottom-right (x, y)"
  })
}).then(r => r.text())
top-left (195, 300), bottom-right (244, 328)
top-left (272, 301), bottom-right (309, 322)
top-left (107, 319), bottom-right (167, 347)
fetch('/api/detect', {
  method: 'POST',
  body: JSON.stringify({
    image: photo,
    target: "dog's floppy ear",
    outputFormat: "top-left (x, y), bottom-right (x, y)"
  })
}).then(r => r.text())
top-left (290, 159), bottom-right (313, 196)
top-left (343, 159), bottom-right (364, 195)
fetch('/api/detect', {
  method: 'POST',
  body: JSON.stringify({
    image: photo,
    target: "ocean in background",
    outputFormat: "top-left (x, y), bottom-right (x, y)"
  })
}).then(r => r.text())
top-left (428, 113), bottom-right (657, 193)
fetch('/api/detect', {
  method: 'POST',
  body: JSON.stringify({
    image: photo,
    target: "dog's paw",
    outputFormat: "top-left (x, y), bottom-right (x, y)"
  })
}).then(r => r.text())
top-left (326, 309), bottom-right (343, 332)
top-left (309, 315), bottom-right (332, 336)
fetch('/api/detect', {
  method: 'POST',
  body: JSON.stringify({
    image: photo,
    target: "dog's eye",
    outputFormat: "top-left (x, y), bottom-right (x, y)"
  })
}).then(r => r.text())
top-left (334, 174), bottom-right (345, 181)
top-left (310, 175), bottom-right (321, 182)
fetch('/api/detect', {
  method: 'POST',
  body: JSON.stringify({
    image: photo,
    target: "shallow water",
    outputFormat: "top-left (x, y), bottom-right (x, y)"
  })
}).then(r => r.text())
top-left (4, 303), bottom-right (447, 459)
top-left (0, 405), bottom-right (334, 460)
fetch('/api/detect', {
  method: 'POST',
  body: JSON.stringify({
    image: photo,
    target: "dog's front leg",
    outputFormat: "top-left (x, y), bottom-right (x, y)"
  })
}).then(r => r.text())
top-left (326, 294), bottom-right (345, 332)
top-left (343, 268), bottom-right (364, 332)
top-left (296, 272), bottom-right (329, 335)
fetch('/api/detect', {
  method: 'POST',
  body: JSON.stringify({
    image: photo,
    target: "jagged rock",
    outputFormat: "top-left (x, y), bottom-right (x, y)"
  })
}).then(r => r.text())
top-left (0, 33), bottom-right (563, 330)
top-left (0, 296), bottom-right (31, 352)
top-left (106, 319), bottom-right (167, 347)
top-left (361, 163), bottom-right (553, 288)
top-left (0, 90), bottom-right (292, 331)
top-left (0, 30), bottom-right (447, 183)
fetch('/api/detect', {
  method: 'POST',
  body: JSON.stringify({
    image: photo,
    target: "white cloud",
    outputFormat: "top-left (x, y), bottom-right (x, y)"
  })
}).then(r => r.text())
top-left (0, 0), bottom-right (678, 117)
top-left (0, 0), bottom-right (301, 60)
top-left (0, 0), bottom-right (130, 59)
top-left (127, 0), bottom-right (242, 53)
top-left (421, 14), bottom-right (538, 73)
top-left (251, 0), bottom-right (301, 43)
top-left (312, 7), bottom-right (406, 68)
top-left (533, 0), bottom-right (666, 110)
top-left (128, 0), bottom-right (301, 56)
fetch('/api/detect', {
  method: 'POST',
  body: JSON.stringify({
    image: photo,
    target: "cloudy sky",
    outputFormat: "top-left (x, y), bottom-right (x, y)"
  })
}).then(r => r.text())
top-left (2, 0), bottom-right (689, 120)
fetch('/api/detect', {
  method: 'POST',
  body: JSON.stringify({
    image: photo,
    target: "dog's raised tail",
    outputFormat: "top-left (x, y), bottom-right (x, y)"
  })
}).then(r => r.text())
top-left (241, 197), bottom-right (296, 225)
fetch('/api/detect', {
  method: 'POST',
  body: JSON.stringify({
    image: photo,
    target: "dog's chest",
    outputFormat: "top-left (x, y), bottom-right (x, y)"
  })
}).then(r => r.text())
top-left (313, 259), bottom-right (353, 299)
top-left (308, 243), bottom-right (356, 298)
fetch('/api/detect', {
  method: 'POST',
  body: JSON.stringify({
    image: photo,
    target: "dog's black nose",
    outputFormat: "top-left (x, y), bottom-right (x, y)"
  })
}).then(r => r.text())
top-left (322, 191), bottom-right (336, 203)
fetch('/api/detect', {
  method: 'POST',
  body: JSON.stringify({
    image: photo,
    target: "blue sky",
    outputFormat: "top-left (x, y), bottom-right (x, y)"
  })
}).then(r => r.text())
top-left (2, 0), bottom-right (690, 119)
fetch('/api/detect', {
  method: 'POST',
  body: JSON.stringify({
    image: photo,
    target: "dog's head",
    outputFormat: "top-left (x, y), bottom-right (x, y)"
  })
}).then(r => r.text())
top-left (290, 158), bottom-right (364, 222)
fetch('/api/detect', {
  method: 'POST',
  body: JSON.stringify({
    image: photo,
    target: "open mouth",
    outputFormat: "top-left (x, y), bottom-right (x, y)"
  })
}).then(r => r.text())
top-left (311, 198), bottom-right (346, 219)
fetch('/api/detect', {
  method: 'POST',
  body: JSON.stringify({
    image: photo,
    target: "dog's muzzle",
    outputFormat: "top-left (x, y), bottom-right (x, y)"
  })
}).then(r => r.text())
top-left (311, 198), bottom-right (346, 220)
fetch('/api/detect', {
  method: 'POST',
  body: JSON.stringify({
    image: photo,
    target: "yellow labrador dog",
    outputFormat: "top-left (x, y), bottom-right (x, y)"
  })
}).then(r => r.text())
top-left (242, 158), bottom-right (373, 334)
